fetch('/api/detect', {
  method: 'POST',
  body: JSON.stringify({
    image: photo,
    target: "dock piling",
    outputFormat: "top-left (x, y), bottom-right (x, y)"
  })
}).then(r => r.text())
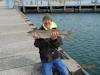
top-left (21, 0), bottom-right (26, 13)
top-left (79, 0), bottom-right (82, 12)
top-left (64, 0), bottom-right (66, 12)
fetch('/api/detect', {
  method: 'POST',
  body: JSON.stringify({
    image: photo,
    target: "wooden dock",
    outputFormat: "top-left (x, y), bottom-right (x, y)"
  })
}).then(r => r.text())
top-left (0, 0), bottom-right (41, 75)
top-left (15, 0), bottom-right (100, 13)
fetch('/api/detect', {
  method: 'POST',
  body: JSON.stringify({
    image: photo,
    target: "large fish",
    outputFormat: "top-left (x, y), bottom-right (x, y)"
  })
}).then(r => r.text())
top-left (27, 29), bottom-right (72, 39)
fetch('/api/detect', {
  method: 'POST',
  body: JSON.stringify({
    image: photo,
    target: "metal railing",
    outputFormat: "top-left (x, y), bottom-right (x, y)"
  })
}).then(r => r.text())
top-left (5, 0), bottom-right (100, 9)
top-left (14, 0), bottom-right (100, 7)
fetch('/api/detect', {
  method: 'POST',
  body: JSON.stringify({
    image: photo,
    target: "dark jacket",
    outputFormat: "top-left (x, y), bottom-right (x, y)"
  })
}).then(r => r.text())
top-left (34, 26), bottom-right (63, 62)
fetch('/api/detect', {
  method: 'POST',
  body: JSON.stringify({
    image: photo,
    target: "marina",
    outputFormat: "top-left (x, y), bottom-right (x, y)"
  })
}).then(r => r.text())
top-left (14, 0), bottom-right (100, 13)
top-left (0, 0), bottom-right (100, 75)
top-left (0, 0), bottom-right (89, 75)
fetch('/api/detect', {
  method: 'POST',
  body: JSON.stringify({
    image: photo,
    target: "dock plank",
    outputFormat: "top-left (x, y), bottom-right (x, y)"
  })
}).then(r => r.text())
top-left (0, 1), bottom-right (40, 75)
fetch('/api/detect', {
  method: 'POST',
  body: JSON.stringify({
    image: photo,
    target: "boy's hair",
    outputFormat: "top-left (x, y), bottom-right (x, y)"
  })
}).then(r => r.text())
top-left (42, 15), bottom-right (52, 21)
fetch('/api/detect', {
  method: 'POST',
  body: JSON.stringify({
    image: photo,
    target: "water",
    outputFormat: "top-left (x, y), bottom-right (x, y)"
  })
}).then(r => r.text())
top-left (26, 13), bottom-right (100, 75)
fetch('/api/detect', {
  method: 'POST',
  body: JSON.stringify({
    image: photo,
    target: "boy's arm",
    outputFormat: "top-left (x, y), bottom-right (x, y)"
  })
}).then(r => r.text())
top-left (34, 39), bottom-right (50, 48)
top-left (50, 36), bottom-right (63, 48)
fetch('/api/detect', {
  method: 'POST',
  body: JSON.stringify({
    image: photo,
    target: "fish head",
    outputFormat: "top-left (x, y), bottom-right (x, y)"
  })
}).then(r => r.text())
top-left (27, 28), bottom-right (38, 35)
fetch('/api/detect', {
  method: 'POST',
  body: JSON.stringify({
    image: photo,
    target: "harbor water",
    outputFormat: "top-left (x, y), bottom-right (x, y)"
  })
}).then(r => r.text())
top-left (26, 13), bottom-right (100, 75)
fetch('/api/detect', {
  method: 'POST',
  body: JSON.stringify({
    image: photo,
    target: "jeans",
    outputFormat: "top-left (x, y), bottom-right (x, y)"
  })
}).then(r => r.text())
top-left (41, 58), bottom-right (69, 75)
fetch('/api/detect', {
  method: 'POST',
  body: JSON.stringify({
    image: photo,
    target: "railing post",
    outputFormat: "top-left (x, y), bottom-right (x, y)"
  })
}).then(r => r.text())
top-left (37, 0), bottom-right (39, 12)
top-left (94, 0), bottom-right (97, 11)
top-left (49, 0), bottom-right (53, 12)
top-left (64, 0), bottom-right (66, 12)
top-left (48, 0), bottom-right (50, 6)
top-left (21, 0), bottom-right (26, 13)
top-left (79, 0), bottom-right (82, 12)
top-left (41, 0), bottom-right (42, 5)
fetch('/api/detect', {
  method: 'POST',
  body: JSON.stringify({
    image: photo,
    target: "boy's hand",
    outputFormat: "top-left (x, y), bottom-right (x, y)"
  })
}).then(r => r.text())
top-left (50, 31), bottom-right (59, 40)
top-left (32, 33), bottom-right (40, 39)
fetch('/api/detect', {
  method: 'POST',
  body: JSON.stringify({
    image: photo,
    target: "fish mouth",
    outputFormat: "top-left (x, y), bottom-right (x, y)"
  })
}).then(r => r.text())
top-left (27, 28), bottom-right (38, 34)
top-left (27, 30), bottom-right (33, 34)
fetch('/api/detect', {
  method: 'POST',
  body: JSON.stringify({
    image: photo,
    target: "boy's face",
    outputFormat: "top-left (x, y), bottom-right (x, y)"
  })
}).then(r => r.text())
top-left (43, 19), bottom-right (52, 28)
